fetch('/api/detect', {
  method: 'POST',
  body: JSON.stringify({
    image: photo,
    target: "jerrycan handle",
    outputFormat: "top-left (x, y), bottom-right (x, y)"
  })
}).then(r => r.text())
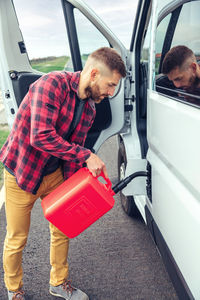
top-left (98, 171), bottom-right (115, 196)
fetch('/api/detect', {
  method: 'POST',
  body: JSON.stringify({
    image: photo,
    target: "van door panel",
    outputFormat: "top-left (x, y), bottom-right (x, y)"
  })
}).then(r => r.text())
top-left (147, 0), bottom-right (200, 297)
top-left (61, 0), bottom-right (128, 151)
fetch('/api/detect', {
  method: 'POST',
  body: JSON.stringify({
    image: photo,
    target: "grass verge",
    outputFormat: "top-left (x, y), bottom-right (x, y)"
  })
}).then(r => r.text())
top-left (0, 128), bottom-right (10, 188)
top-left (31, 56), bottom-right (69, 73)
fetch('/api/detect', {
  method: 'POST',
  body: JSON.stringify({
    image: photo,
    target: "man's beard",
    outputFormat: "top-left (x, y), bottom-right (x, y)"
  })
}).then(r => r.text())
top-left (186, 75), bottom-right (200, 92)
top-left (183, 75), bottom-right (200, 104)
top-left (85, 84), bottom-right (108, 104)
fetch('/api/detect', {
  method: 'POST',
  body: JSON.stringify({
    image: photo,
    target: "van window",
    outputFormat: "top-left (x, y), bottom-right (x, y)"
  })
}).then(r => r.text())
top-left (155, 14), bottom-right (171, 75)
top-left (13, 0), bottom-right (71, 73)
top-left (171, 1), bottom-right (200, 53)
top-left (85, 0), bottom-right (138, 49)
top-left (73, 9), bottom-right (121, 98)
top-left (73, 8), bottom-right (109, 69)
top-left (154, 0), bottom-right (200, 108)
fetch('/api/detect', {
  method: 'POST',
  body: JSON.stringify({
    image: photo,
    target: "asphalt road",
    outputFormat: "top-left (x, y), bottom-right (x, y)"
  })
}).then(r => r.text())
top-left (0, 136), bottom-right (178, 300)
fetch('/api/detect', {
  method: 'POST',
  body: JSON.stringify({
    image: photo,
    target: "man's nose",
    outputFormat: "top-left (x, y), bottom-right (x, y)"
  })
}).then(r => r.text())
top-left (173, 81), bottom-right (182, 88)
top-left (107, 87), bottom-right (115, 96)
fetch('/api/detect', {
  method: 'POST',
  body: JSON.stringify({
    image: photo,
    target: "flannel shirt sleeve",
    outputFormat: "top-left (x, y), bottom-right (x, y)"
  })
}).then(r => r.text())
top-left (29, 74), bottom-right (91, 164)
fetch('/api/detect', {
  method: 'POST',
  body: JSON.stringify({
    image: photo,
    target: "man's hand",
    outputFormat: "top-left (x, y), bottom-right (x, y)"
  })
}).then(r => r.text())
top-left (85, 152), bottom-right (108, 178)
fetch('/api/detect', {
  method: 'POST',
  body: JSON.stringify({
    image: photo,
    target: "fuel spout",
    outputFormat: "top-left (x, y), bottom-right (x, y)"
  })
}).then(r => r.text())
top-left (112, 171), bottom-right (147, 194)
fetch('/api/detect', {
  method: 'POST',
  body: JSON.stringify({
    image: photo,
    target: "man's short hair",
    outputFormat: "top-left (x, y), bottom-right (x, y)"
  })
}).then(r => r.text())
top-left (162, 45), bottom-right (194, 74)
top-left (89, 47), bottom-right (126, 78)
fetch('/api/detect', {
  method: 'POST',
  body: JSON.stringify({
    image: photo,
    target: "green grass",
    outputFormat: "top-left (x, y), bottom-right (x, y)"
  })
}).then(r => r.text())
top-left (31, 56), bottom-right (70, 73)
top-left (30, 54), bottom-right (89, 73)
top-left (0, 129), bottom-right (10, 187)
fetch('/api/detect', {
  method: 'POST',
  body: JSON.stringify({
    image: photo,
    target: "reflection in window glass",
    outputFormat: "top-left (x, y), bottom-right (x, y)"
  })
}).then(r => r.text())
top-left (154, 0), bottom-right (200, 108)
top-left (13, 0), bottom-right (71, 73)
top-left (171, 1), bottom-right (200, 57)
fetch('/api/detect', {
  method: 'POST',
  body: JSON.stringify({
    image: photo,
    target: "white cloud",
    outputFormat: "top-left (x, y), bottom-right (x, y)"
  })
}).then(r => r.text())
top-left (18, 14), bottom-right (52, 28)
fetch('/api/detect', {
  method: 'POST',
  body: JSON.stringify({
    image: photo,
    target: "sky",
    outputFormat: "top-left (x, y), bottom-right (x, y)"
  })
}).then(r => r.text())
top-left (13, 0), bottom-right (139, 59)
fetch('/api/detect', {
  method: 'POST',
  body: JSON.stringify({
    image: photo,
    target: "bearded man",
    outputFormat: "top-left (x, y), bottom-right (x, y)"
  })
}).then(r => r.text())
top-left (0, 47), bottom-right (126, 300)
top-left (162, 45), bottom-right (200, 94)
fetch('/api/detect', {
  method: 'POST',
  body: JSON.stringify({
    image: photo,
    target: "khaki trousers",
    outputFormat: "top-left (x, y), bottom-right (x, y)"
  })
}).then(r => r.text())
top-left (3, 167), bottom-right (69, 292)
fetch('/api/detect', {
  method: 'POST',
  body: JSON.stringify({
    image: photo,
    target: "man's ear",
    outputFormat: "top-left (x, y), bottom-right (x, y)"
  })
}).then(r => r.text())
top-left (191, 62), bottom-right (197, 73)
top-left (90, 69), bottom-right (99, 82)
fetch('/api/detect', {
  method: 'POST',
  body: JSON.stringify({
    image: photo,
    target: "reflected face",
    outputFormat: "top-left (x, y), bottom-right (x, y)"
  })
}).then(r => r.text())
top-left (167, 65), bottom-right (196, 90)
top-left (85, 70), bottom-right (122, 103)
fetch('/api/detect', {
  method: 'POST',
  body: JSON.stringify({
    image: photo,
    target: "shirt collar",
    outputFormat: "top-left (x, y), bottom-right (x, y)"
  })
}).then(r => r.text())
top-left (70, 71), bottom-right (81, 94)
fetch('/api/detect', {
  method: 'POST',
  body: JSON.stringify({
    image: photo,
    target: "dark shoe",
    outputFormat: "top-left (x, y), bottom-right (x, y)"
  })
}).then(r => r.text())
top-left (8, 289), bottom-right (25, 300)
top-left (50, 280), bottom-right (89, 300)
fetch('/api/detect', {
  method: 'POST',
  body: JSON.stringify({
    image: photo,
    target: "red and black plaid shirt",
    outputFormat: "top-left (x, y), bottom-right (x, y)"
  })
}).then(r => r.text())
top-left (0, 71), bottom-right (96, 194)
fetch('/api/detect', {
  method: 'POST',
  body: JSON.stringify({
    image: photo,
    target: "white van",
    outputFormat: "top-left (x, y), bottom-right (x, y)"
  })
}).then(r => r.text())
top-left (0, 0), bottom-right (199, 299)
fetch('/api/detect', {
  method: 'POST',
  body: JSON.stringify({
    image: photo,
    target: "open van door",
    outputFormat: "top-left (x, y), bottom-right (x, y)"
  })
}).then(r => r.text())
top-left (0, 0), bottom-right (131, 152)
top-left (60, 0), bottom-right (130, 151)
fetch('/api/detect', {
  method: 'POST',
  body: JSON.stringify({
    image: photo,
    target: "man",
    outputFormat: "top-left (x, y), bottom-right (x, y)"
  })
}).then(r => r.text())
top-left (0, 47), bottom-right (126, 300)
top-left (162, 45), bottom-right (200, 93)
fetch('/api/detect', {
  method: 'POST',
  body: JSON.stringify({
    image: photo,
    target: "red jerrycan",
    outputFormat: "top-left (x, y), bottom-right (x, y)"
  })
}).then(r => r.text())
top-left (41, 167), bottom-right (115, 238)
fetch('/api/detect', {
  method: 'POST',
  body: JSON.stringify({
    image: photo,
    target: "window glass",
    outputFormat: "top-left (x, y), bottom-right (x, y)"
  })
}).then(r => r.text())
top-left (13, 0), bottom-right (71, 73)
top-left (73, 9), bottom-right (121, 99)
top-left (84, 0), bottom-right (138, 49)
top-left (171, 1), bottom-right (200, 56)
top-left (141, 20), bottom-right (151, 65)
top-left (73, 9), bottom-right (109, 69)
top-left (138, 17), bottom-right (152, 118)
top-left (155, 14), bottom-right (171, 75)
top-left (154, 0), bottom-right (200, 108)
top-left (140, 16), bottom-right (152, 92)
top-left (157, 0), bottom-right (172, 14)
